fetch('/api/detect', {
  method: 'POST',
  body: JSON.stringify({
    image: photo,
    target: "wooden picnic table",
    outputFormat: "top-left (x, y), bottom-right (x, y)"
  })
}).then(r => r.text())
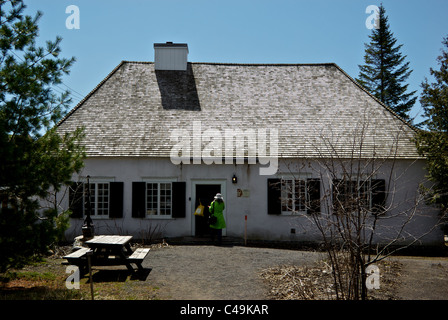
top-left (86, 235), bottom-right (133, 254)
top-left (63, 235), bottom-right (150, 275)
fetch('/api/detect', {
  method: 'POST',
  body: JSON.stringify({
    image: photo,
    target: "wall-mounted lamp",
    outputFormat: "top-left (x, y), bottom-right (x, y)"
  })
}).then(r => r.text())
top-left (232, 174), bottom-right (238, 184)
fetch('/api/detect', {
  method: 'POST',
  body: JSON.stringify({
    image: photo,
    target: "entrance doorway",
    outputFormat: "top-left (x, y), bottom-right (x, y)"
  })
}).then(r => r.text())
top-left (192, 180), bottom-right (226, 237)
top-left (194, 183), bottom-right (221, 237)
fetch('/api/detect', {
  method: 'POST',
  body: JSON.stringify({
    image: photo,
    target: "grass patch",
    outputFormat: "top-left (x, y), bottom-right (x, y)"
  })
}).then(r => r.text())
top-left (0, 255), bottom-right (161, 300)
top-left (0, 263), bottom-right (83, 300)
top-left (2, 270), bottom-right (57, 282)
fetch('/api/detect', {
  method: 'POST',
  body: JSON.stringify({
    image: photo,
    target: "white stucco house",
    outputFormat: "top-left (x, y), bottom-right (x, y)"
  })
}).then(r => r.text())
top-left (54, 42), bottom-right (443, 247)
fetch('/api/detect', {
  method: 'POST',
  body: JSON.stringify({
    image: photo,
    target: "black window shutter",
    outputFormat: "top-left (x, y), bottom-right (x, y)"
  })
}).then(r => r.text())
top-left (267, 178), bottom-right (281, 215)
top-left (109, 182), bottom-right (124, 218)
top-left (132, 182), bottom-right (146, 218)
top-left (172, 182), bottom-right (186, 218)
top-left (307, 178), bottom-right (321, 214)
top-left (371, 179), bottom-right (386, 214)
top-left (68, 182), bottom-right (83, 218)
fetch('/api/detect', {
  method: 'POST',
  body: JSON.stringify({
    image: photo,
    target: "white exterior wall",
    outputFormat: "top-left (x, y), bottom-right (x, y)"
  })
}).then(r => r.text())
top-left (59, 157), bottom-right (443, 246)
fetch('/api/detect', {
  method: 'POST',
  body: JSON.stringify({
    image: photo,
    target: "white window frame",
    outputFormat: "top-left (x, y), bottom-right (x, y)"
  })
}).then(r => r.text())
top-left (279, 173), bottom-right (311, 215)
top-left (81, 177), bottom-right (114, 219)
top-left (143, 178), bottom-right (176, 219)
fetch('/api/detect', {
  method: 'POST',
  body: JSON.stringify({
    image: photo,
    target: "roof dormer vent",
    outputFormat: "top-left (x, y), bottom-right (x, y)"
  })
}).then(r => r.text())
top-left (154, 42), bottom-right (188, 71)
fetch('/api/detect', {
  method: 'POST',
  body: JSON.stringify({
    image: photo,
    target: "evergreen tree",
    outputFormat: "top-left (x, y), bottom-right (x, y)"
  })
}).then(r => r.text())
top-left (0, 0), bottom-right (85, 271)
top-left (357, 4), bottom-right (417, 121)
top-left (415, 36), bottom-right (448, 222)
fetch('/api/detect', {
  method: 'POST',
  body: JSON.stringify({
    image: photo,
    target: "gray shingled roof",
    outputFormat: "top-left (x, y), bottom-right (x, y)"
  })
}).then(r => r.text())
top-left (57, 61), bottom-right (420, 159)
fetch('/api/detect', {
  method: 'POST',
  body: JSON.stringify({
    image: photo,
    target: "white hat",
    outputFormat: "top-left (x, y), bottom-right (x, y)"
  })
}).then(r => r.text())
top-left (214, 193), bottom-right (223, 200)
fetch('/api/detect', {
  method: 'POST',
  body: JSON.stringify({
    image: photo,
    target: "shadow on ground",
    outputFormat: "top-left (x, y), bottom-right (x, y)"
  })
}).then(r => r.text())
top-left (87, 268), bottom-right (152, 282)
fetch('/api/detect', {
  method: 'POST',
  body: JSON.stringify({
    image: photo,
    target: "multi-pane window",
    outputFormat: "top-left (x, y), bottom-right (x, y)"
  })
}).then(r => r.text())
top-left (159, 183), bottom-right (172, 215)
top-left (83, 182), bottom-right (109, 217)
top-left (332, 179), bottom-right (377, 214)
top-left (268, 177), bottom-right (321, 215)
top-left (281, 179), bottom-right (307, 214)
top-left (96, 183), bottom-right (109, 216)
top-left (146, 183), bottom-right (158, 215)
top-left (146, 182), bottom-right (172, 217)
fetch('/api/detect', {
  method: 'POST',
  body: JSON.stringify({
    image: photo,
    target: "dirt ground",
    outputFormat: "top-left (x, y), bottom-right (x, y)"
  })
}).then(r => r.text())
top-left (390, 255), bottom-right (448, 300)
top-left (144, 244), bottom-right (325, 300)
top-left (1, 242), bottom-right (447, 300)
top-left (141, 244), bottom-right (448, 300)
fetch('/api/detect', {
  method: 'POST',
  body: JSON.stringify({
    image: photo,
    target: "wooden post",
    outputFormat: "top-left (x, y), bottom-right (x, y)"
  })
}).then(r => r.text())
top-left (244, 215), bottom-right (247, 246)
top-left (86, 249), bottom-right (94, 300)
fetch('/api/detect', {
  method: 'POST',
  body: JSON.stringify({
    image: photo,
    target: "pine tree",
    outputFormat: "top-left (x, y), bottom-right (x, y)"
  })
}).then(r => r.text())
top-left (415, 36), bottom-right (448, 221)
top-left (0, 0), bottom-right (85, 271)
top-left (357, 4), bottom-right (417, 122)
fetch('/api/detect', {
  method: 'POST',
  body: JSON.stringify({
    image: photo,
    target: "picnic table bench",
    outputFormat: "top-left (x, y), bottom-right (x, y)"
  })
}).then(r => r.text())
top-left (63, 235), bottom-right (150, 275)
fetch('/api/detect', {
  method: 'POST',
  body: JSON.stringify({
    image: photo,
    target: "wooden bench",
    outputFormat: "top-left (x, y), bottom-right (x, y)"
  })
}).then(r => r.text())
top-left (63, 247), bottom-right (90, 261)
top-left (126, 248), bottom-right (150, 271)
top-left (62, 247), bottom-right (91, 272)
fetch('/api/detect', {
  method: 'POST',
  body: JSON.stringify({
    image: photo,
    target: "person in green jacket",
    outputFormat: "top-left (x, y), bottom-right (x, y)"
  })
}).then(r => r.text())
top-left (209, 193), bottom-right (226, 245)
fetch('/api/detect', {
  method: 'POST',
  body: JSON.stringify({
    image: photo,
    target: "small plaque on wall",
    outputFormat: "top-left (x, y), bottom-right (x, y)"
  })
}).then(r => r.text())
top-left (237, 189), bottom-right (250, 198)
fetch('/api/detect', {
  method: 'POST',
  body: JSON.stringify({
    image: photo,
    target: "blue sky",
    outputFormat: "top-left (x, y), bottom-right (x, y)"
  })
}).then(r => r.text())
top-left (24, 0), bottom-right (448, 123)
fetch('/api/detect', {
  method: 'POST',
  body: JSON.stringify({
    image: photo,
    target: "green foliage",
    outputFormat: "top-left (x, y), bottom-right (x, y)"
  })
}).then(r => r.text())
top-left (357, 4), bottom-right (417, 122)
top-left (415, 36), bottom-right (448, 217)
top-left (0, 0), bottom-right (85, 271)
top-left (54, 209), bottom-right (71, 242)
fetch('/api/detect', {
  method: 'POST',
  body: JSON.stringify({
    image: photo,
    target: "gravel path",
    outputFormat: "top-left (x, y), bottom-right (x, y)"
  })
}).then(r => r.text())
top-left (391, 256), bottom-right (448, 300)
top-left (140, 243), bottom-right (448, 300)
top-left (142, 244), bottom-right (325, 300)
